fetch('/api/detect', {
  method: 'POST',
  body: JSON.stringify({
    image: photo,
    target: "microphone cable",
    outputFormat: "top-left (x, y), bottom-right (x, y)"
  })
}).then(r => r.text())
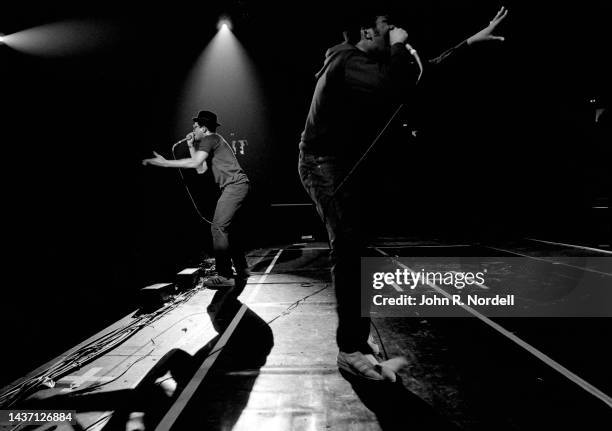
top-left (170, 141), bottom-right (230, 241)
top-left (171, 141), bottom-right (214, 226)
top-left (332, 103), bottom-right (405, 196)
top-left (332, 47), bottom-right (423, 196)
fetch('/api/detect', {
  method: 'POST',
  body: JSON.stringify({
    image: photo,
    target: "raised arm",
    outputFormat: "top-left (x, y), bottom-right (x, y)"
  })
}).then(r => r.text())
top-left (466, 6), bottom-right (508, 45)
top-left (428, 6), bottom-right (509, 65)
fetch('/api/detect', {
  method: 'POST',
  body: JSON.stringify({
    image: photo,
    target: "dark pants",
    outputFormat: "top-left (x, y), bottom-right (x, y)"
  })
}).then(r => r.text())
top-left (298, 150), bottom-right (371, 353)
top-left (212, 181), bottom-right (249, 278)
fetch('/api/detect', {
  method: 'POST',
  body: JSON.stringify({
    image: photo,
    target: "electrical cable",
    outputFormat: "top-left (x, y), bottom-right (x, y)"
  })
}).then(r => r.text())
top-left (71, 348), bottom-right (155, 395)
top-left (332, 103), bottom-right (405, 196)
top-left (0, 278), bottom-right (326, 408)
top-left (1, 278), bottom-right (329, 429)
top-left (83, 412), bottom-right (114, 431)
top-left (164, 283), bottom-right (330, 366)
top-left (0, 287), bottom-right (200, 408)
top-left (370, 320), bottom-right (389, 361)
top-left (332, 47), bottom-right (423, 196)
top-left (171, 141), bottom-right (214, 226)
top-left (265, 284), bottom-right (329, 325)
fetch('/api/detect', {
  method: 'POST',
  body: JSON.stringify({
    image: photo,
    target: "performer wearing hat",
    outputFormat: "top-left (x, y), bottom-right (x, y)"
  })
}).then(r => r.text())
top-left (143, 110), bottom-right (250, 288)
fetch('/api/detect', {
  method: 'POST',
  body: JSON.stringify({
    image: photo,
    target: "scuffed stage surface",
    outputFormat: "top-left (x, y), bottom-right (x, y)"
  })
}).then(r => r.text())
top-left (2, 239), bottom-right (611, 430)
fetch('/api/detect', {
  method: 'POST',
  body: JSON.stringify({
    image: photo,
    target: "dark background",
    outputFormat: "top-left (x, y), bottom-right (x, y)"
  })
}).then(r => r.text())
top-left (1, 0), bottom-right (610, 386)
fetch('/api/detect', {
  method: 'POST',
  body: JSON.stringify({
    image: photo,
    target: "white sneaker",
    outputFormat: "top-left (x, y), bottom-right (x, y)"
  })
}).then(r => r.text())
top-left (337, 351), bottom-right (408, 382)
top-left (337, 351), bottom-right (384, 380)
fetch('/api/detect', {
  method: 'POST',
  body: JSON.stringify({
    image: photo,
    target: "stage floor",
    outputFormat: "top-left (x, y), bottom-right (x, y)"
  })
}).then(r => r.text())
top-left (2, 238), bottom-right (611, 430)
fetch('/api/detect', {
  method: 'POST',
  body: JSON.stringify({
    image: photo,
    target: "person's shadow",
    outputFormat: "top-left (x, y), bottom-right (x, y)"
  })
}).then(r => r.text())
top-left (21, 283), bottom-right (273, 431)
top-left (339, 369), bottom-right (461, 431)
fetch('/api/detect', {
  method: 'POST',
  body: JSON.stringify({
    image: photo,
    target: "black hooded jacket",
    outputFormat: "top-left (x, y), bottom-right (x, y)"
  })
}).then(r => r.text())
top-left (299, 40), bottom-right (468, 162)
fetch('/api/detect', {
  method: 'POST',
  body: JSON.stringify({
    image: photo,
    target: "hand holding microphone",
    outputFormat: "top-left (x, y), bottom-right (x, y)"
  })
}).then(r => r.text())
top-left (389, 27), bottom-right (409, 45)
top-left (389, 27), bottom-right (419, 59)
top-left (173, 132), bottom-right (195, 149)
top-left (185, 132), bottom-right (195, 147)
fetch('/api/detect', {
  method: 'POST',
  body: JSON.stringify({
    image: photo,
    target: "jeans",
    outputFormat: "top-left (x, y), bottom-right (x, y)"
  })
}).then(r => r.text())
top-left (298, 149), bottom-right (371, 353)
top-left (212, 181), bottom-right (249, 278)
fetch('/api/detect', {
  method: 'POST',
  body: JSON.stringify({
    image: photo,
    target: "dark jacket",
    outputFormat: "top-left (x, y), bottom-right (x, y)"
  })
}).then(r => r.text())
top-left (299, 40), bottom-right (469, 159)
top-left (299, 42), bottom-right (418, 157)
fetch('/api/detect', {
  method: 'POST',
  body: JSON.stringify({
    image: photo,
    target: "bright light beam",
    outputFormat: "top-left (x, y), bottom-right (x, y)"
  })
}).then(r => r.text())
top-left (176, 18), bottom-right (267, 162)
top-left (217, 16), bottom-right (233, 32)
top-left (0, 20), bottom-right (117, 56)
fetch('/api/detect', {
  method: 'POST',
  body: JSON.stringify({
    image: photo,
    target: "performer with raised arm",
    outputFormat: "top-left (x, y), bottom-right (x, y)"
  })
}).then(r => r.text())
top-left (298, 7), bottom-right (508, 380)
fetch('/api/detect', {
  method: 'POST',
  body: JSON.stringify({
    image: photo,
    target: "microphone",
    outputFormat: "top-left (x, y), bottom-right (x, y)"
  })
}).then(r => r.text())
top-left (405, 43), bottom-right (417, 56)
top-left (405, 43), bottom-right (423, 82)
top-left (172, 133), bottom-right (194, 148)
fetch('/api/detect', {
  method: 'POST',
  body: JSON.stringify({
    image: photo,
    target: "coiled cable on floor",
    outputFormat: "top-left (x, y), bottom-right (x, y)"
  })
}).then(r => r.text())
top-left (0, 288), bottom-right (200, 408)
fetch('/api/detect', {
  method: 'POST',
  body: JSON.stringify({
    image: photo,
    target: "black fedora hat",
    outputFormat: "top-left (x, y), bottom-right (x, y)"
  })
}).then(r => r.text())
top-left (192, 110), bottom-right (221, 128)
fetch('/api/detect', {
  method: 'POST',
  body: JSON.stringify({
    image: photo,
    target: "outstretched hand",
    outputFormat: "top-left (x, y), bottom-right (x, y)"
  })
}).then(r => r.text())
top-left (467, 6), bottom-right (508, 45)
top-left (142, 151), bottom-right (166, 166)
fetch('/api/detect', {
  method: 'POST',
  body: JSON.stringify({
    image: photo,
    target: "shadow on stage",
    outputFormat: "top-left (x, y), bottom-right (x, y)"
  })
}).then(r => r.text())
top-left (340, 369), bottom-right (460, 431)
top-left (22, 281), bottom-right (274, 430)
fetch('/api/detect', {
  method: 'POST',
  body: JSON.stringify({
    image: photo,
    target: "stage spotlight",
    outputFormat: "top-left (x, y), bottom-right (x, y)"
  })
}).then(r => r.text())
top-left (217, 16), bottom-right (233, 32)
top-left (176, 12), bottom-right (268, 168)
top-left (0, 21), bottom-right (117, 57)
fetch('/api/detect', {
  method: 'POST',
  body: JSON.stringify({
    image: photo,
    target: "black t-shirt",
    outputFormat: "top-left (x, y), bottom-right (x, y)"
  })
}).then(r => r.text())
top-left (195, 133), bottom-right (248, 189)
